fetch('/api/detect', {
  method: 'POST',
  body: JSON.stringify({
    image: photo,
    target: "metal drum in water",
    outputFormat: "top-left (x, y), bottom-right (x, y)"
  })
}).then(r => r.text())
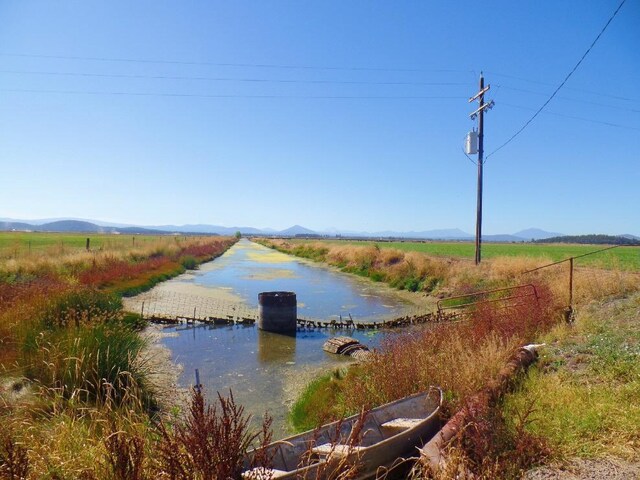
top-left (258, 291), bottom-right (297, 334)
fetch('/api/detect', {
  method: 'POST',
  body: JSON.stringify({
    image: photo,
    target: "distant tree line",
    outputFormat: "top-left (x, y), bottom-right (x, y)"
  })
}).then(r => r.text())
top-left (535, 234), bottom-right (639, 245)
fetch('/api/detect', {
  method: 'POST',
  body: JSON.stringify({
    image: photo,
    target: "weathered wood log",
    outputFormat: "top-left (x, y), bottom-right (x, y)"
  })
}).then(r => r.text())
top-left (322, 336), bottom-right (361, 354)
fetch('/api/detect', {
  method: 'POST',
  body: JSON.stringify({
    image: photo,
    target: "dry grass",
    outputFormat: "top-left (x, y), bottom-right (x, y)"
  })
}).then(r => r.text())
top-left (291, 281), bottom-right (560, 433)
top-left (0, 235), bottom-right (245, 479)
top-left (261, 239), bottom-right (640, 304)
top-left (0, 236), bottom-right (230, 282)
top-left (342, 285), bottom-right (557, 413)
top-left (0, 386), bottom-right (273, 479)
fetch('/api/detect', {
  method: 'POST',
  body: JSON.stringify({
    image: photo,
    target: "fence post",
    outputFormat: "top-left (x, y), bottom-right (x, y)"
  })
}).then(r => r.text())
top-left (569, 257), bottom-right (574, 308)
top-left (195, 369), bottom-right (201, 393)
top-left (564, 258), bottom-right (575, 323)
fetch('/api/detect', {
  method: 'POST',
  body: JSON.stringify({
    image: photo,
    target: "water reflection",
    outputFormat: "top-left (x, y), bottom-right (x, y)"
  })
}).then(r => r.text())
top-left (162, 323), bottom-right (381, 435)
top-left (257, 330), bottom-right (296, 364)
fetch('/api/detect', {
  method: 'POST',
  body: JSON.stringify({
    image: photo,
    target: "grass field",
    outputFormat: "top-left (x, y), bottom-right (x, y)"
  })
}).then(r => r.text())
top-left (0, 231), bottom-right (201, 258)
top-left (296, 239), bottom-right (640, 271)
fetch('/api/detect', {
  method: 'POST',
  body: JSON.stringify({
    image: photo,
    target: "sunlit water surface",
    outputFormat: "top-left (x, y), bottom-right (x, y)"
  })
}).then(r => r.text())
top-left (160, 240), bottom-right (411, 434)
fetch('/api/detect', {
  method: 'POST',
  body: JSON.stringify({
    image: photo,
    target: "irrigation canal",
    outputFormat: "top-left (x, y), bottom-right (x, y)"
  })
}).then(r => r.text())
top-left (124, 239), bottom-right (434, 435)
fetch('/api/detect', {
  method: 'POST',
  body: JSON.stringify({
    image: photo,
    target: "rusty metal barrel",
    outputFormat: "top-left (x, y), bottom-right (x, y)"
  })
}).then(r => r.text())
top-left (258, 291), bottom-right (297, 334)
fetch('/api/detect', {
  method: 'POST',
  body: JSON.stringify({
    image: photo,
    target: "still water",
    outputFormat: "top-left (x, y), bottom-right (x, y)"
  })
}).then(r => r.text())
top-left (159, 239), bottom-right (411, 434)
top-left (191, 239), bottom-right (409, 321)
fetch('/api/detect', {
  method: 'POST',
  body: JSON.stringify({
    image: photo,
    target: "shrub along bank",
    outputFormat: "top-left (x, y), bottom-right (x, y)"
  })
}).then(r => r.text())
top-left (0, 235), bottom-right (241, 478)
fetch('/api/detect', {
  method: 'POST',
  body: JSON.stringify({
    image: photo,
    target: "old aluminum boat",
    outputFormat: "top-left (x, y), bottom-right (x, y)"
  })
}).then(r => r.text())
top-left (243, 387), bottom-right (442, 479)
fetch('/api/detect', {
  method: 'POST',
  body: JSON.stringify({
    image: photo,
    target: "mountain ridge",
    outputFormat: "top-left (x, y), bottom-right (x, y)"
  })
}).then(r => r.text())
top-left (1, 217), bottom-right (635, 242)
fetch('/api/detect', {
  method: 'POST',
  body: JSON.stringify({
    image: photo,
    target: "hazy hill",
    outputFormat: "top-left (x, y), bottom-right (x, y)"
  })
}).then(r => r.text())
top-left (0, 221), bottom-right (34, 231)
top-left (513, 228), bottom-right (563, 240)
top-left (367, 228), bottom-right (473, 240)
top-left (148, 224), bottom-right (278, 235)
top-left (279, 225), bottom-right (318, 236)
top-left (39, 220), bottom-right (106, 232)
top-left (483, 234), bottom-right (527, 242)
top-left (0, 219), bottom-right (171, 235)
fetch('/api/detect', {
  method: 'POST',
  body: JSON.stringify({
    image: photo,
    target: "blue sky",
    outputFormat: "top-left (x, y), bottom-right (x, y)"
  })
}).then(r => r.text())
top-left (1, 1), bottom-right (638, 235)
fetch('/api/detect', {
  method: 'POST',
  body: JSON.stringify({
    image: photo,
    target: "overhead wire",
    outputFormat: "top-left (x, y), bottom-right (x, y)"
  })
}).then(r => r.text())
top-left (0, 68), bottom-right (468, 87)
top-left (461, 146), bottom-right (479, 166)
top-left (0, 87), bottom-right (468, 100)
top-left (487, 70), bottom-right (640, 104)
top-left (485, 0), bottom-right (628, 160)
top-left (4, 68), bottom-right (637, 115)
top-left (0, 30), bottom-right (635, 128)
top-left (495, 84), bottom-right (640, 113)
top-left (0, 52), bottom-right (474, 74)
top-left (500, 101), bottom-right (640, 131)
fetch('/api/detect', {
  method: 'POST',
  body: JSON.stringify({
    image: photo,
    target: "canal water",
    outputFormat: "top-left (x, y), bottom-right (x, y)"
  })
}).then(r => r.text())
top-left (154, 239), bottom-right (414, 435)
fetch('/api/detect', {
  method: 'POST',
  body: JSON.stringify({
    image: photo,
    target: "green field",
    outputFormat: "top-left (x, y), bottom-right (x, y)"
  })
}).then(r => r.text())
top-left (299, 239), bottom-right (640, 271)
top-left (0, 232), bottom-right (185, 257)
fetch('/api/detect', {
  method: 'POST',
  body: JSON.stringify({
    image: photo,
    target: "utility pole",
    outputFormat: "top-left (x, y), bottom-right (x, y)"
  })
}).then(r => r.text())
top-left (468, 72), bottom-right (494, 265)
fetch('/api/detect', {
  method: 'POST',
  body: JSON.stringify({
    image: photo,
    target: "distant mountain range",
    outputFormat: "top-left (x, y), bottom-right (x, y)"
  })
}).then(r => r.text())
top-left (0, 219), bottom-right (170, 235)
top-left (0, 217), bottom-right (636, 242)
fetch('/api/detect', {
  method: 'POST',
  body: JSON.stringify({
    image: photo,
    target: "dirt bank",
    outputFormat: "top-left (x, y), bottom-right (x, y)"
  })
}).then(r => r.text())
top-left (140, 323), bottom-right (190, 412)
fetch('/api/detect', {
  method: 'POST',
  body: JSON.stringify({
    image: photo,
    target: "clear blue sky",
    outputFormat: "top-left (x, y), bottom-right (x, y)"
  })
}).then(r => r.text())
top-left (1, 1), bottom-right (638, 235)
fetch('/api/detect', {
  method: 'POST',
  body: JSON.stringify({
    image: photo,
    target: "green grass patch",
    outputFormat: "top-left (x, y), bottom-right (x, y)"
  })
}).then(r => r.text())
top-left (293, 239), bottom-right (640, 271)
top-left (0, 232), bottom-right (164, 256)
top-left (289, 369), bottom-right (349, 432)
top-left (504, 370), bottom-right (640, 459)
top-left (21, 289), bottom-right (155, 410)
top-left (502, 294), bottom-right (640, 459)
top-left (180, 254), bottom-right (198, 270)
top-left (38, 289), bottom-right (123, 329)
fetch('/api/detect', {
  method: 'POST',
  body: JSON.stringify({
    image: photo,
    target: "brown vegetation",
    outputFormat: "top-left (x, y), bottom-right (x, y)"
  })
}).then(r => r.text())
top-left (261, 239), bottom-right (640, 305)
top-left (274, 239), bottom-right (640, 478)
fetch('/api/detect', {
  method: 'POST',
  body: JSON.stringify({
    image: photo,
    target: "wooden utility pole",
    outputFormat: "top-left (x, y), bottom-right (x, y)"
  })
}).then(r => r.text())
top-left (475, 75), bottom-right (485, 265)
top-left (468, 73), bottom-right (494, 265)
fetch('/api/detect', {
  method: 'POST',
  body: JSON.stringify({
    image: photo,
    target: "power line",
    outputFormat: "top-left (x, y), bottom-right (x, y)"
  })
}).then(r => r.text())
top-left (486, 0), bottom-right (628, 160)
top-left (4, 69), bottom-right (637, 112)
top-left (0, 87), bottom-right (468, 100)
top-left (496, 84), bottom-right (640, 113)
top-left (0, 52), bottom-right (474, 74)
top-left (0, 69), bottom-right (469, 87)
top-left (500, 101), bottom-right (640, 131)
top-left (488, 71), bottom-right (640, 104)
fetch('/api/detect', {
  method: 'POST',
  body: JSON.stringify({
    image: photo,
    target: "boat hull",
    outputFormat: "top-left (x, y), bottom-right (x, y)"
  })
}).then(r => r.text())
top-left (243, 387), bottom-right (442, 479)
